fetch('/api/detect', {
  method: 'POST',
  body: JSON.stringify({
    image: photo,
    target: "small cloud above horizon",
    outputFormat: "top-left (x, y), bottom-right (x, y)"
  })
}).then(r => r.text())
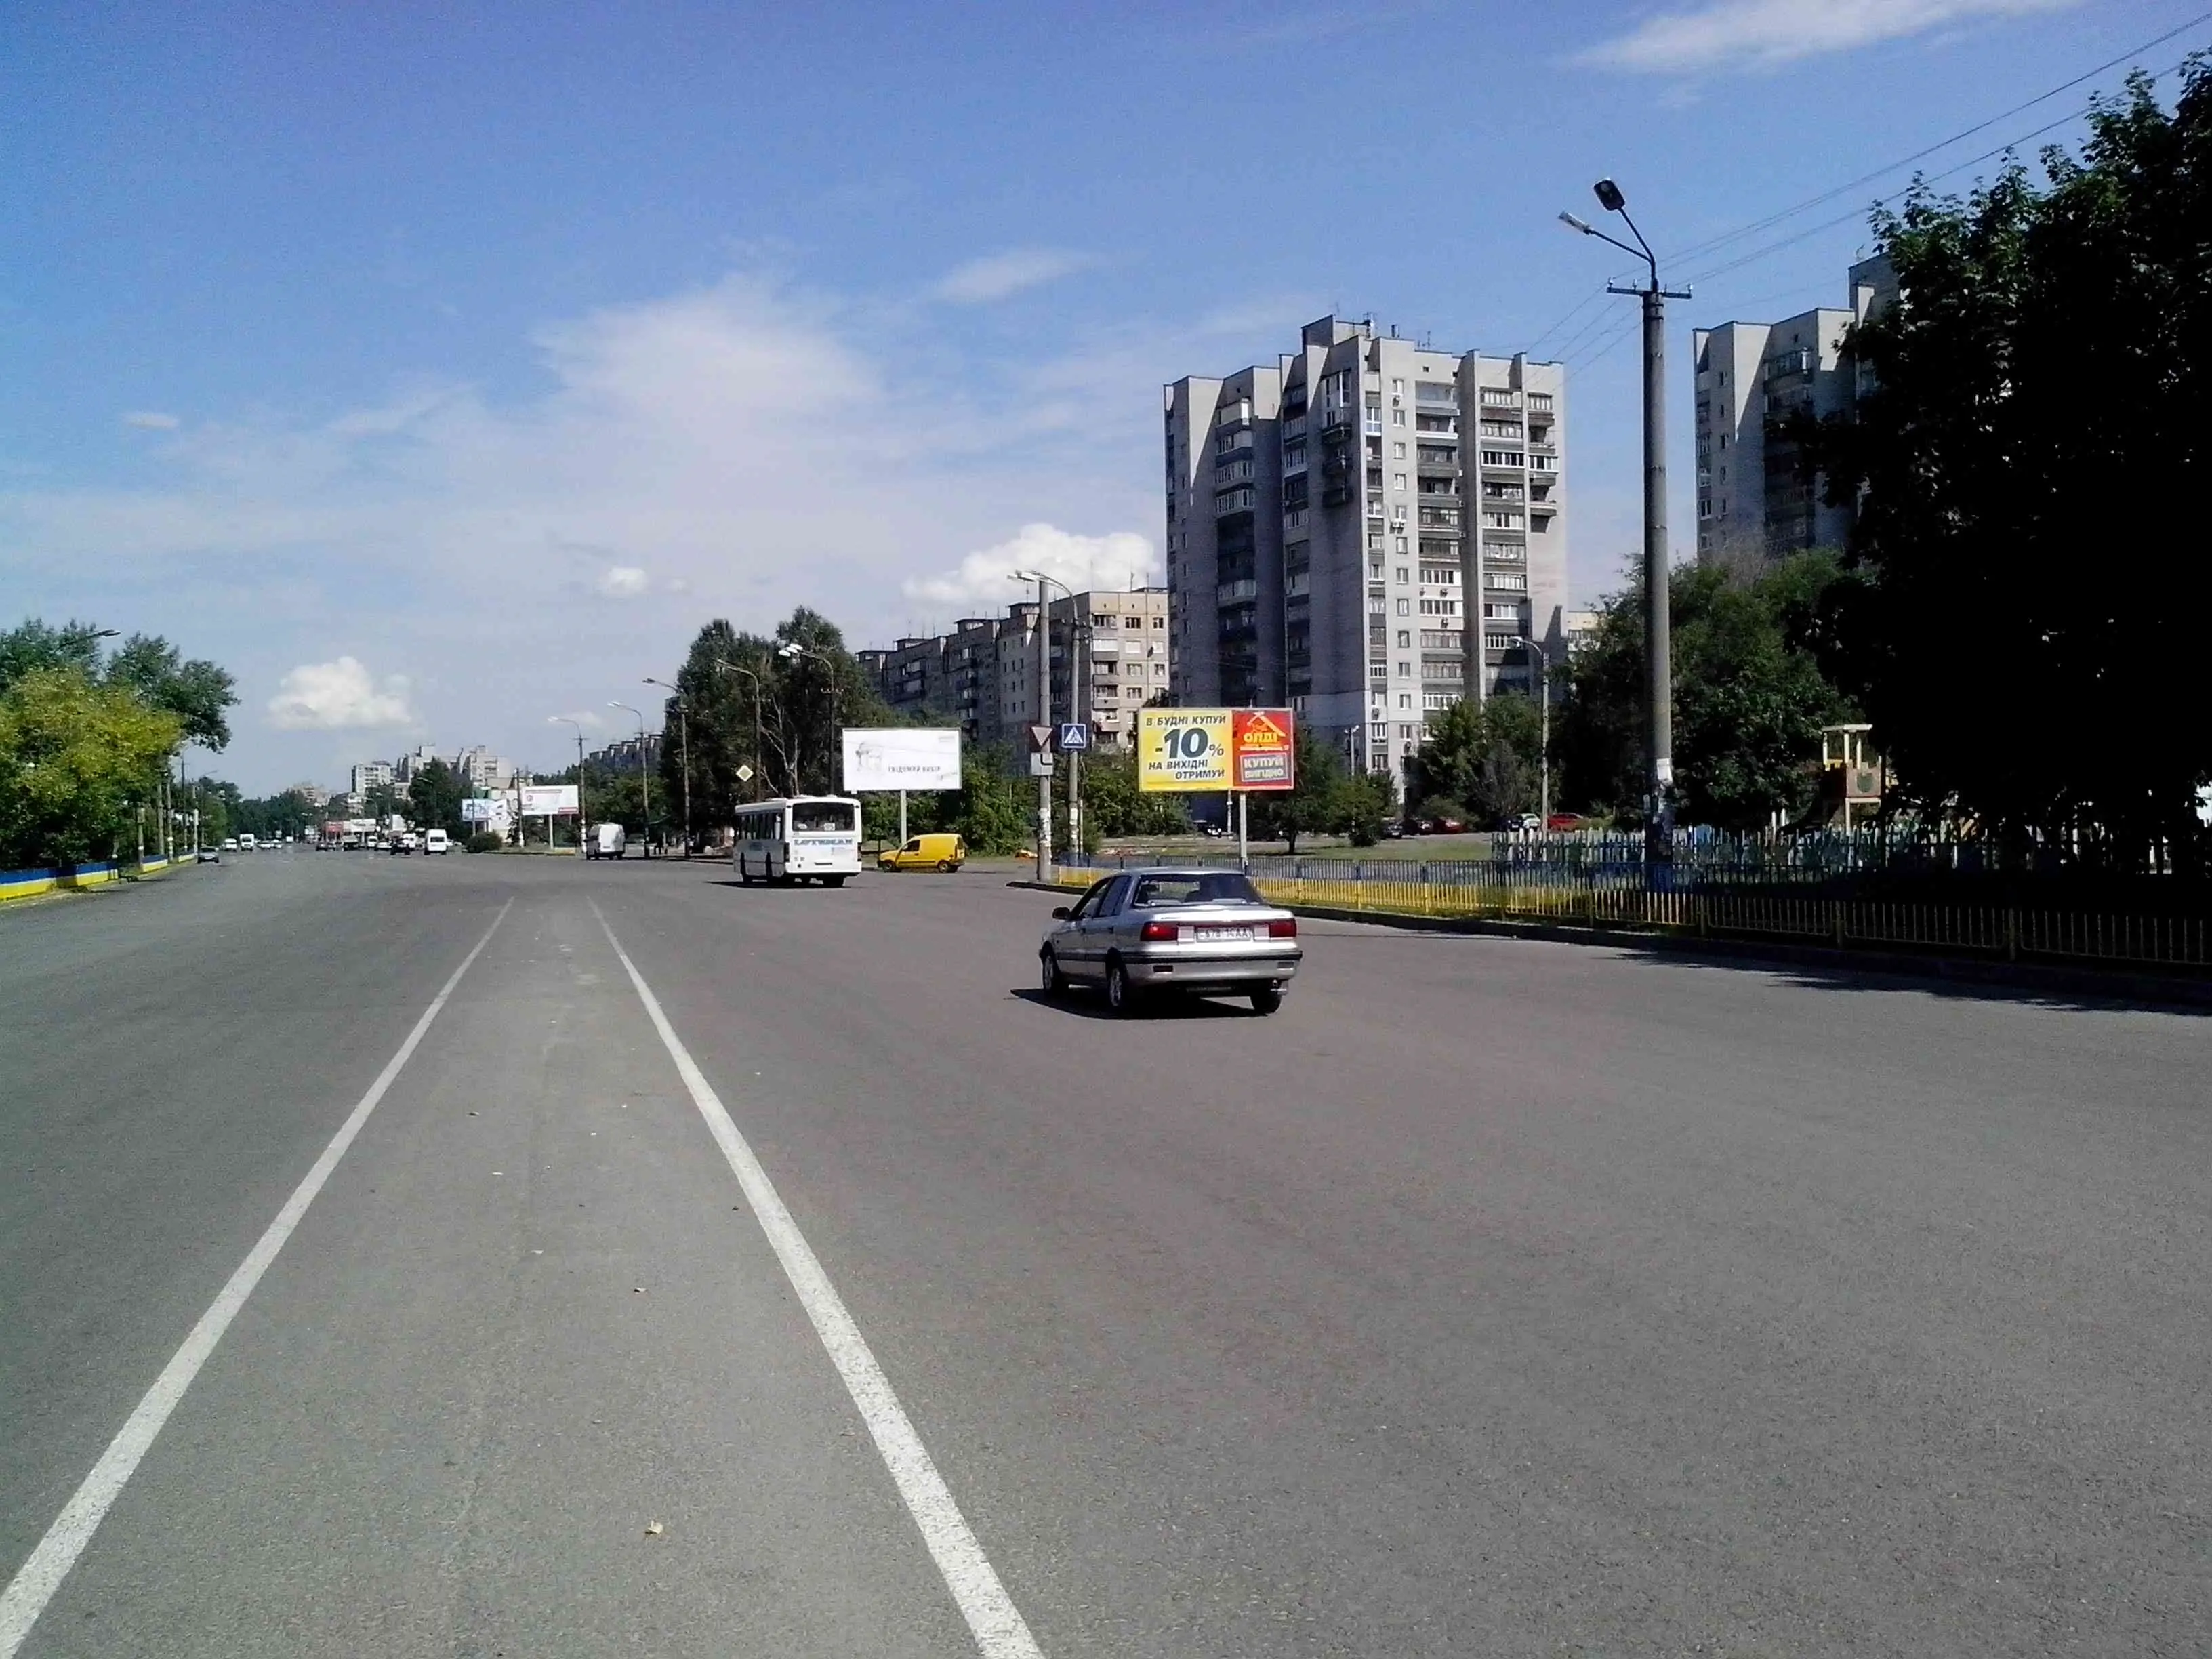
top-left (931, 249), bottom-right (1091, 304)
top-left (595, 565), bottom-right (650, 598)
top-left (905, 522), bottom-right (1158, 607)
top-left (266, 657), bottom-right (415, 731)
top-left (1576, 0), bottom-right (2072, 75)
top-left (122, 411), bottom-right (181, 430)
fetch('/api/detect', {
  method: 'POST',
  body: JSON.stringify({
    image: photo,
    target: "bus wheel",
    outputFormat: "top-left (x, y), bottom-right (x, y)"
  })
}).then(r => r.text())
top-left (823, 876), bottom-right (846, 888)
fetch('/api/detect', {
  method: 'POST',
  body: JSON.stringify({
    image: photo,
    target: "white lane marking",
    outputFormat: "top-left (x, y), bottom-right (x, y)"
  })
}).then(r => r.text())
top-left (0, 899), bottom-right (514, 1656)
top-left (592, 904), bottom-right (1044, 1659)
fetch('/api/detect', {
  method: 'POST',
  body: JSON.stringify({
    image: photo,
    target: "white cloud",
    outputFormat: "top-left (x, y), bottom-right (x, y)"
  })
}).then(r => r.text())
top-left (266, 657), bottom-right (415, 731)
top-left (122, 411), bottom-right (180, 430)
top-left (596, 564), bottom-right (650, 598)
top-left (905, 523), bottom-right (1158, 607)
top-left (931, 249), bottom-right (1090, 304)
top-left (1577, 0), bottom-right (2072, 74)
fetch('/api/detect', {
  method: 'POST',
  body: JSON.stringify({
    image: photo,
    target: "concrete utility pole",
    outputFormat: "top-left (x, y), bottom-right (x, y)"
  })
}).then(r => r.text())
top-left (1010, 570), bottom-right (1072, 878)
top-left (1561, 177), bottom-right (1688, 876)
top-left (1512, 636), bottom-right (1552, 826)
top-left (548, 716), bottom-right (587, 852)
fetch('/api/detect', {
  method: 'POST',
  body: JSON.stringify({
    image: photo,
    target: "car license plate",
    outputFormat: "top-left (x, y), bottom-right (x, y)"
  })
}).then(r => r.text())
top-left (1194, 926), bottom-right (1256, 942)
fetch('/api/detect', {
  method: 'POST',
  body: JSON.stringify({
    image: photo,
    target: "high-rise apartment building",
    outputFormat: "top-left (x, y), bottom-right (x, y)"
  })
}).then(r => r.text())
top-left (1166, 316), bottom-right (1568, 779)
top-left (453, 746), bottom-right (516, 792)
top-left (1694, 256), bottom-right (1893, 562)
top-left (860, 588), bottom-right (1171, 754)
top-left (350, 760), bottom-right (394, 798)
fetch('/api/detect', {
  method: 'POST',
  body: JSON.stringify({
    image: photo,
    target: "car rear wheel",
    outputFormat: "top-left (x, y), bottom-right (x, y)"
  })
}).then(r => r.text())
top-left (1040, 947), bottom-right (1067, 996)
top-left (1249, 986), bottom-right (1283, 1016)
top-left (1105, 956), bottom-right (1138, 1017)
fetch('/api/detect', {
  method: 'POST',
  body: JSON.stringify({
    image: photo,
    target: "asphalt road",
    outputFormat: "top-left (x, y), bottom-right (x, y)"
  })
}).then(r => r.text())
top-left (3, 850), bottom-right (2207, 1657)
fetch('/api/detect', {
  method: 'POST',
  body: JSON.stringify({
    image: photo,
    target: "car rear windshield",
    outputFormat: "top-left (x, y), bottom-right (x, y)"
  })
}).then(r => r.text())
top-left (792, 802), bottom-right (856, 832)
top-left (1130, 873), bottom-right (1264, 907)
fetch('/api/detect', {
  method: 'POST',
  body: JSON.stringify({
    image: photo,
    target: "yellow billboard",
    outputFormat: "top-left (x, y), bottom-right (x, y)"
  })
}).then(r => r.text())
top-left (1138, 707), bottom-right (1297, 792)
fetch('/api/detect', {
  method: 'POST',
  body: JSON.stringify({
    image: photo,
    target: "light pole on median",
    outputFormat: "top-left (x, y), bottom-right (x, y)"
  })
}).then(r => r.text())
top-left (1507, 635), bottom-right (1553, 828)
top-left (775, 641), bottom-right (840, 794)
top-left (644, 676), bottom-right (692, 855)
top-left (713, 657), bottom-right (769, 800)
top-left (609, 702), bottom-right (650, 851)
top-left (1010, 569), bottom-right (1078, 877)
top-left (1561, 177), bottom-right (1686, 876)
top-left (548, 716), bottom-right (587, 852)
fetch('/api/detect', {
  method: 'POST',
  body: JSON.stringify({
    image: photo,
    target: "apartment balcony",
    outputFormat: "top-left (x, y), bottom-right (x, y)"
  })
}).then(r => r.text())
top-left (1416, 451), bottom-right (1459, 471)
top-left (1479, 388), bottom-right (1523, 409)
top-left (1322, 485), bottom-right (1353, 507)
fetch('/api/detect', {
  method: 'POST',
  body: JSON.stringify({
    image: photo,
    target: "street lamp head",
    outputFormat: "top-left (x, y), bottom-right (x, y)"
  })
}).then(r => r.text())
top-left (1559, 211), bottom-right (1593, 234)
top-left (1593, 178), bottom-right (1626, 213)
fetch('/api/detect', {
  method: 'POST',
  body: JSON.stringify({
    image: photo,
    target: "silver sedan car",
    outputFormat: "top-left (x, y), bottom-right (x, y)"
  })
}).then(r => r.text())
top-left (1039, 867), bottom-right (1301, 1015)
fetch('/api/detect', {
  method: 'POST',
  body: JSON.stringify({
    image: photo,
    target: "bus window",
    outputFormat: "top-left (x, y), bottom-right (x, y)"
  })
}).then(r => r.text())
top-left (792, 801), bottom-right (856, 832)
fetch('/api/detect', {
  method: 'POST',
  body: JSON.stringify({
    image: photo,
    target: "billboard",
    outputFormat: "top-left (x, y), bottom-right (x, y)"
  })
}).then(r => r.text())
top-left (519, 785), bottom-right (579, 817)
top-left (460, 798), bottom-right (510, 823)
top-left (841, 727), bottom-right (962, 792)
top-left (1136, 707), bottom-right (1297, 792)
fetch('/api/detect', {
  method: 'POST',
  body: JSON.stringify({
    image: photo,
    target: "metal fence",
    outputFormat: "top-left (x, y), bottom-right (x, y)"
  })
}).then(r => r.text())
top-left (1046, 853), bottom-right (2212, 972)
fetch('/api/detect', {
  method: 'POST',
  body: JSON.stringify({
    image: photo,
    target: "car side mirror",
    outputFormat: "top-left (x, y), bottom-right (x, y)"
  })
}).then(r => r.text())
top-left (1051, 906), bottom-right (1071, 919)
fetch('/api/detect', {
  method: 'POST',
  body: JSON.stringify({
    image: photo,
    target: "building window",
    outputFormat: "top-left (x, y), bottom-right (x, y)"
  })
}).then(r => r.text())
top-left (1397, 661), bottom-right (1410, 678)
top-left (1395, 598), bottom-right (1410, 616)
top-left (1393, 442), bottom-right (1407, 459)
top-left (1393, 473), bottom-right (1407, 491)
top-left (1393, 534), bottom-right (1409, 554)
top-left (1392, 408), bottom-right (1406, 426)
top-left (1399, 693), bottom-right (1412, 709)
top-left (1396, 567), bottom-right (1410, 584)
top-left (1397, 630), bottom-right (1411, 648)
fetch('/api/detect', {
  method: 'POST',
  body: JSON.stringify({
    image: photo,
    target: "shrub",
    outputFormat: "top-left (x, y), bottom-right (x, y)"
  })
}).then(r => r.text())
top-left (466, 832), bottom-right (504, 853)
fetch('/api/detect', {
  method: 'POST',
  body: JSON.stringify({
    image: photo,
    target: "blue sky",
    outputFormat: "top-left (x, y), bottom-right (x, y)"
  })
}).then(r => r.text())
top-left (4, 0), bottom-right (2203, 791)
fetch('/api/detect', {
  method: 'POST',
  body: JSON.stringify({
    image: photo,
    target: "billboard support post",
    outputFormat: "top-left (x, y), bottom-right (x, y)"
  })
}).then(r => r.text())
top-left (1237, 793), bottom-right (1248, 873)
top-left (898, 790), bottom-right (907, 848)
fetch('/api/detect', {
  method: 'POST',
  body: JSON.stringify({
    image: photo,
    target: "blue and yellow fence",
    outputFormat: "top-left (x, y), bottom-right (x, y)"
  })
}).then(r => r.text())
top-left (0, 857), bottom-right (178, 905)
top-left (1046, 859), bottom-right (2212, 975)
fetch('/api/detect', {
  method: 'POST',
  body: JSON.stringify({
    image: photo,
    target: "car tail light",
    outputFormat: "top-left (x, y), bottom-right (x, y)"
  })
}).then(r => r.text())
top-left (1140, 920), bottom-right (1178, 942)
top-left (1267, 918), bottom-right (1298, 939)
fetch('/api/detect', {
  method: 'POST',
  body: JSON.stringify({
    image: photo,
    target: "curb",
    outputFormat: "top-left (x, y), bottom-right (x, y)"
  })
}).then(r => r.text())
top-left (1004, 880), bottom-right (2212, 1011)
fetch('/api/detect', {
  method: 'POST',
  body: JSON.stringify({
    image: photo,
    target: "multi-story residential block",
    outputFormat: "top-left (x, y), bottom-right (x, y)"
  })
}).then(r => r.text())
top-left (350, 760), bottom-right (394, 798)
top-left (1693, 255), bottom-right (1893, 562)
top-left (289, 781), bottom-right (329, 808)
top-left (586, 733), bottom-right (662, 771)
top-left (1166, 316), bottom-right (1568, 779)
top-left (453, 745), bottom-right (516, 792)
top-left (861, 588), bottom-right (1170, 754)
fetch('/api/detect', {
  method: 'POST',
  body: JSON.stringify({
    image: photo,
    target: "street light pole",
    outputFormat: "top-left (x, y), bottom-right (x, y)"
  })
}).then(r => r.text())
top-left (1561, 178), bottom-right (1687, 875)
top-left (1510, 635), bottom-right (1551, 826)
top-left (714, 659), bottom-right (768, 800)
top-left (1012, 570), bottom-right (1078, 876)
top-left (548, 716), bottom-right (586, 851)
top-left (644, 677), bottom-right (692, 855)
top-left (609, 702), bottom-right (649, 851)
top-left (775, 643), bottom-right (840, 793)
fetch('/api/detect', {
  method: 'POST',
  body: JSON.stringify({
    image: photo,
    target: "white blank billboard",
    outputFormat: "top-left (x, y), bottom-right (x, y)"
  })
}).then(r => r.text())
top-left (842, 727), bottom-right (962, 792)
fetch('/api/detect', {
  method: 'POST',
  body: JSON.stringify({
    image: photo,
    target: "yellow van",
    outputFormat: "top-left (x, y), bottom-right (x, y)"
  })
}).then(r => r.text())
top-left (878, 832), bottom-right (967, 872)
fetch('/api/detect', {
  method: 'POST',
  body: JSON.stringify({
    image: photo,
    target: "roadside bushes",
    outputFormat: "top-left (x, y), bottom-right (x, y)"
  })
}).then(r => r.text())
top-left (465, 832), bottom-right (504, 853)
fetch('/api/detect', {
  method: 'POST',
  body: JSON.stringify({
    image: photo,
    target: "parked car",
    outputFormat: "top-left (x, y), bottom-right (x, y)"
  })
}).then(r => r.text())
top-left (1198, 823), bottom-right (1229, 838)
top-left (423, 829), bottom-right (451, 855)
top-left (1382, 821), bottom-right (1408, 839)
top-left (1038, 867), bottom-right (1300, 1017)
top-left (1546, 813), bottom-right (1589, 832)
top-left (878, 832), bottom-right (966, 872)
top-left (587, 822), bottom-right (627, 859)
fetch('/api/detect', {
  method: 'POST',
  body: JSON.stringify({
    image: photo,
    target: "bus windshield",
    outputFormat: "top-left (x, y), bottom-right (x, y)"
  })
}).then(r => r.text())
top-left (792, 801), bottom-right (857, 833)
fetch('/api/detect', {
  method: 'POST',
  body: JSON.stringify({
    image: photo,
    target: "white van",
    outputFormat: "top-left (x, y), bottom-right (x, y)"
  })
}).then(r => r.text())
top-left (588, 822), bottom-right (627, 860)
top-left (423, 830), bottom-right (451, 855)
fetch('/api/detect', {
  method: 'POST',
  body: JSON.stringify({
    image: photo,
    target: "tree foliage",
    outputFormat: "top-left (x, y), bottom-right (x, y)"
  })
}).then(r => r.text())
top-left (0, 669), bottom-right (182, 867)
top-left (1795, 62), bottom-right (2212, 863)
top-left (403, 758), bottom-right (468, 838)
top-left (1558, 554), bottom-right (1855, 830)
top-left (1414, 695), bottom-right (1547, 827)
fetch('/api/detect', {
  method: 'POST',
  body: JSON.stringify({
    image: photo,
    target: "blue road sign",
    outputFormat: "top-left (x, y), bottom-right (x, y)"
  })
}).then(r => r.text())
top-left (1057, 722), bottom-right (1091, 752)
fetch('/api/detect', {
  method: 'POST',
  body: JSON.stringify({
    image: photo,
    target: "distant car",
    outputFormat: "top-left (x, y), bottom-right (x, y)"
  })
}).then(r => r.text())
top-left (1038, 867), bottom-right (1300, 1017)
top-left (1546, 813), bottom-right (1588, 832)
top-left (222, 837), bottom-right (239, 851)
top-left (423, 829), bottom-right (451, 855)
top-left (389, 831), bottom-right (418, 855)
top-left (1382, 821), bottom-right (1408, 839)
top-left (1505, 813), bottom-right (1543, 832)
top-left (1198, 823), bottom-right (1229, 839)
top-left (587, 822), bottom-right (627, 859)
top-left (196, 846), bottom-right (222, 863)
top-left (879, 832), bottom-right (966, 872)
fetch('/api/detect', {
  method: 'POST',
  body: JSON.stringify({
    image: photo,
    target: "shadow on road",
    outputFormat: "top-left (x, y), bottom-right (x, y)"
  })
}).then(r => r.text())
top-left (1008, 987), bottom-right (1258, 1021)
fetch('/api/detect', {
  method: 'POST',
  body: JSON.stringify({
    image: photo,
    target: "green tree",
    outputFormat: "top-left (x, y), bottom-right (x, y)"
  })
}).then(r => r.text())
top-left (1250, 729), bottom-right (1347, 853)
top-left (1060, 747), bottom-right (1191, 845)
top-left (1335, 769), bottom-right (1396, 846)
top-left (953, 743), bottom-right (1032, 855)
top-left (0, 620), bottom-right (108, 691)
top-left (1558, 553), bottom-right (1853, 829)
top-left (1796, 62), bottom-right (2212, 864)
top-left (0, 668), bottom-right (182, 867)
top-left (104, 634), bottom-right (238, 752)
top-left (404, 758), bottom-right (468, 838)
top-left (1414, 693), bottom-right (1544, 827)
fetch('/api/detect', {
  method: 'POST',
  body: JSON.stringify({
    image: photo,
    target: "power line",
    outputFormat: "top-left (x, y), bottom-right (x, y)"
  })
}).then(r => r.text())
top-left (1662, 10), bottom-right (2212, 268)
top-left (1679, 54), bottom-right (2194, 290)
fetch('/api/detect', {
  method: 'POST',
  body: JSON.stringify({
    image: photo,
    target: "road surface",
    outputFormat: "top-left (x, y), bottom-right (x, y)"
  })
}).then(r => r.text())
top-left (3, 851), bottom-right (2206, 1656)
